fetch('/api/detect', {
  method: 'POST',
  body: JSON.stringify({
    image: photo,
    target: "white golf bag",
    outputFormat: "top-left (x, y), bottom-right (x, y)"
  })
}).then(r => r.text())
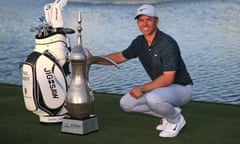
top-left (22, 0), bottom-right (74, 123)
top-left (22, 33), bottom-right (71, 123)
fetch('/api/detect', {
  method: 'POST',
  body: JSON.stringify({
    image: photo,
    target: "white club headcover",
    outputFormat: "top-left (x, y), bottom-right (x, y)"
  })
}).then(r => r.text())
top-left (44, 3), bottom-right (53, 25)
top-left (55, 0), bottom-right (68, 9)
top-left (51, 0), bottom-right (68, 28)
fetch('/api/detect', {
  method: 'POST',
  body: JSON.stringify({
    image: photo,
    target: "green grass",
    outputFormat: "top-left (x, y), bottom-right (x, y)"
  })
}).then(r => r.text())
top-left (0, 83), bottom-right (239, 144)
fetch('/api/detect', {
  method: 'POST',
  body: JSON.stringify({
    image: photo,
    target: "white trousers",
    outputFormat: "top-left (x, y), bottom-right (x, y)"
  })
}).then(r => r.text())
top-left (120, 84), bottom-right (193, 124)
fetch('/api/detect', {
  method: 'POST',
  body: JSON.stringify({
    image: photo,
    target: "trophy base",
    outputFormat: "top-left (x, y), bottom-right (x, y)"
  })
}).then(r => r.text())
top-left (61, 114), bottom-right (99, 135)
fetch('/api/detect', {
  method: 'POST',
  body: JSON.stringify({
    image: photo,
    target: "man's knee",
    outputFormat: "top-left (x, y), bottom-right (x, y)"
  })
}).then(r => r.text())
top-left (119, 96), bottom-right (132, 112)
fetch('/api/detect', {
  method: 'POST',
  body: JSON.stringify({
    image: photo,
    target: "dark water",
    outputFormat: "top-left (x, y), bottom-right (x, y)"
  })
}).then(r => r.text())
top-left (0, 0), bottom-right (239, 105)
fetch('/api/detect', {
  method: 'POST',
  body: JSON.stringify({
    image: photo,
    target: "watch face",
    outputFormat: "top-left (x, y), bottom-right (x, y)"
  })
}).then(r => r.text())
top-left (140, 86), bottom-right (145, 94)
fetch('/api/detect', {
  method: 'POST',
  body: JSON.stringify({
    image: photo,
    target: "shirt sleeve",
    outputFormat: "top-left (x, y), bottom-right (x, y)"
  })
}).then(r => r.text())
top-left (161, 39), bottom-right (180, 71)
top-left (122, 38), bottom-right (138, 59)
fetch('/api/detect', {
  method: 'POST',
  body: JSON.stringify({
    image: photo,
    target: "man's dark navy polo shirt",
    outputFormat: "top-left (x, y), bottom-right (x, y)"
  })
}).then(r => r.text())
top-left (122, 29), bottom-right (193, 85)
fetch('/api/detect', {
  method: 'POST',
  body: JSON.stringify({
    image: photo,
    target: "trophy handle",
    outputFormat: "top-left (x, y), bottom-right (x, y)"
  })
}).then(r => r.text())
top-left (87, 56), bottom-right (119, 69)
top-left (86, 56), bottom-right (119, 81)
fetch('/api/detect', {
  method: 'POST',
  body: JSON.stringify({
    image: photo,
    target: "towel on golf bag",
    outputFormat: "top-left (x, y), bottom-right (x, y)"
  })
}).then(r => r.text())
top-left (22, 51), bottom-right (68, 119)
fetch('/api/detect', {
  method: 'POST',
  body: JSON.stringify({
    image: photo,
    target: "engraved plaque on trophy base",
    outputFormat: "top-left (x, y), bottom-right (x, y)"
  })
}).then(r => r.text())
top-left (61, 114), bottom-right (99, 135)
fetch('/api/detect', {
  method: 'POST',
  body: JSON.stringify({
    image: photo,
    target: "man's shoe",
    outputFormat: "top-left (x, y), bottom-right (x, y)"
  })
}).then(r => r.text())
top-left (159, 114), bottom-right (186, 138)
top-left (156, 118), bottom-right (168, 131)
top-left (156, 107), bottom-right (182, 131)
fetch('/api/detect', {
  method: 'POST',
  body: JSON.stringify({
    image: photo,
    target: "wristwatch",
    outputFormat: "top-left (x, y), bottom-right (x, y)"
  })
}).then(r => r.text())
top-left (140, 85), bottom-right (146, 94)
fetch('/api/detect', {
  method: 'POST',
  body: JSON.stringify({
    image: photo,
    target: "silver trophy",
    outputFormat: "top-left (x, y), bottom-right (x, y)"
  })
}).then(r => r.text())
top-left (61, 11), bottom-right (119, 135)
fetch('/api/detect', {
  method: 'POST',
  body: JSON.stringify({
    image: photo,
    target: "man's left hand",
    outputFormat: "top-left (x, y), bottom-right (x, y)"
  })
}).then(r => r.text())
top-left (129, 86), bottom-right (144, 99)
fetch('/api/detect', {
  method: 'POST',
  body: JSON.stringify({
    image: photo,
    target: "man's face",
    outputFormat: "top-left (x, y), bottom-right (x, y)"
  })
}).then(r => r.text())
top-left (137, 15), bottom-right (159, 36)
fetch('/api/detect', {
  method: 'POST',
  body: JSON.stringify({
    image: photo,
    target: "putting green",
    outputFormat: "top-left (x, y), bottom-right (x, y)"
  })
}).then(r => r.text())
top-left (0, 83), bottom-right (239, 144)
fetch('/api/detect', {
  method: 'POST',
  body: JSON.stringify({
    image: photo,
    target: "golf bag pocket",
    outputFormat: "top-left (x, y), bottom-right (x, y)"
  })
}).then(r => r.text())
top-left (22, 51), bottom-right (67, 121)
